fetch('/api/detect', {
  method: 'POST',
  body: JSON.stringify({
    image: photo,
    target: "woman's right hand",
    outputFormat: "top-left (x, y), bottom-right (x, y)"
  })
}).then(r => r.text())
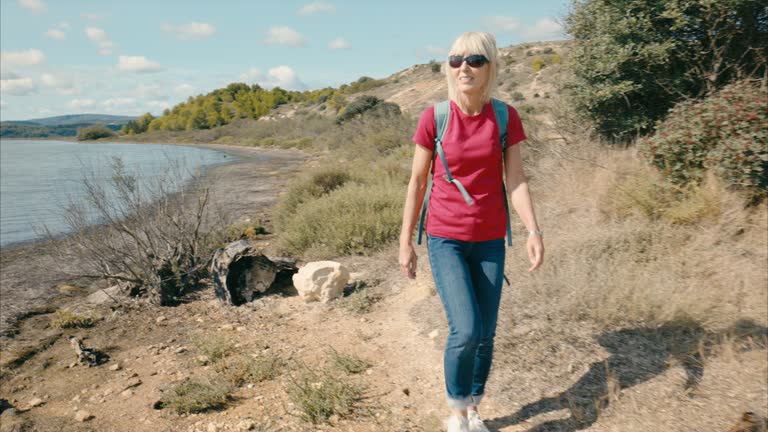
top-left (399, 243), bottom-right (417, 279)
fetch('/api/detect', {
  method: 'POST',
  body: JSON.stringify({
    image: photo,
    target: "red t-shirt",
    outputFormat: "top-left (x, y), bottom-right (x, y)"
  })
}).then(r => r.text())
top-left (413, 100), bottom-right (526, 242)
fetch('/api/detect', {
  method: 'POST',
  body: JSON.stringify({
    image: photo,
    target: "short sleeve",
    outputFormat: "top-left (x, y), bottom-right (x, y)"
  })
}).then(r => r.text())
top-left (506, 105), bottom-right (527, 147)
top-left (412, 106), bottom-right (436, 152)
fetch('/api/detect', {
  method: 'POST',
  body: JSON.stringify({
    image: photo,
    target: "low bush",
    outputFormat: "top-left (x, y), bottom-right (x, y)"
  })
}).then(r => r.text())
top-left (326, 347), bottom-right (371, 374)
top-left (51, 310), bottom-right (97, 329)
top-left (274, 166), bottom-right (353, 233)
top-left (336, 96), bottom-right (401, 124)
top-left (161, 378), bottom-right (231, 414)
top-left (638, 79), bottom-right (767, 197)
top-left (216, 353), bottom-right (284, 386)
top-left (277, 181), bottom-right (403, 258)
top-left (76, 124), bottom-right (116, 141)
top-left (192, 334), bottom-right (235, 364)
top-left (286, 364), bottom-right (367, 424)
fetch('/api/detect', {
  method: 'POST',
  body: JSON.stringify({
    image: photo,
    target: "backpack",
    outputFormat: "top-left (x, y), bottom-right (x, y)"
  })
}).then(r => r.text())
top-left (416, 98), bottom-right (513, 247)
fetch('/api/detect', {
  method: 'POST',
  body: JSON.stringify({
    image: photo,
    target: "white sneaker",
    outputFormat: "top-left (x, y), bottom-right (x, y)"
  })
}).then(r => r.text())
top-left (468, 410), bottom-right (490, 432)
top-left (447, 415), bottom-right (470, 432)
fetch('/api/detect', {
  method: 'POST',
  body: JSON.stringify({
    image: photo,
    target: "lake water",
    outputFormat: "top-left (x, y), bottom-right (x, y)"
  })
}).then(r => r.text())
top-left (0, 139), bottom-right (233, 248)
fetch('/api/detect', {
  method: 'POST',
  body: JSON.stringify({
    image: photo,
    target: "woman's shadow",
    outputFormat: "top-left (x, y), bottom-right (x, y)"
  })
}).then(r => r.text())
top-left (485, 317), bottom-right (767, 432)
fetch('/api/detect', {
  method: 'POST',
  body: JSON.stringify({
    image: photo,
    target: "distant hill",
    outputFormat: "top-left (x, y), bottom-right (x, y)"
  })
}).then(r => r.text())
top-left (5, 114), bottom-right (137, 127)
top-left (1, 114), bottom-right (137, 138)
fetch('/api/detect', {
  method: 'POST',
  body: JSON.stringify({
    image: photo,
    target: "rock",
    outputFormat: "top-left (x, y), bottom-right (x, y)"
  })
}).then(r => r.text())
top-left (211, 240), bottom-right (282, 306)
top-left (237, 420), bottom-right (256, 431)
top-left (121, 390), bottom-right (134, 398)
top-left (74, 410), bottom-right (94, 422)
top-left (428, 329), bottom-right (440, 340)
top-left (174, 347), bottom-right (187, 354)
top-left (207, 423), bottom-right (219, 432)
top-left (292, 261), bottom-right (350, 303)
top-left (123, 378), bottom-right (142, 390)
top-left (156, 316), bottom-right (167, 324)
top-left (219, 324), bottom-right (235, 331)
top-left (27, 398), bottom-right (44, 408)
top-left (109, 363), bottom-right (122, 371)
top-left (86, 284), bottom-right (128, 305)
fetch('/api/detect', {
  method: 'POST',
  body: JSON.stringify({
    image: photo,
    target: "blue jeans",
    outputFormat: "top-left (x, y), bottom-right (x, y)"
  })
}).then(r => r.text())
top-left (427, 234), bottom-right (506, 410)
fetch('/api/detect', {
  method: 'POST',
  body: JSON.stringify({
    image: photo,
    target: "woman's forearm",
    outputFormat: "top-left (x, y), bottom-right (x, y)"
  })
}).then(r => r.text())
top-left (400, 177), bottom-right (428, 246)
top-left (508, 179), bottom-right (540, 232)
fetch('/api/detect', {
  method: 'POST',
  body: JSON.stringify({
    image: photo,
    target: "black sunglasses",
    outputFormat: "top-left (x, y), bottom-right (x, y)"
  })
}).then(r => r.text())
top-left (448, 54), bottom-right (489, 68)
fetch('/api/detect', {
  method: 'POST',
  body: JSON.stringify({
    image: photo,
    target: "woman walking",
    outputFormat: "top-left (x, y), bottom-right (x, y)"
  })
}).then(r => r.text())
top-left (399, 32), bottom-right (544, 432)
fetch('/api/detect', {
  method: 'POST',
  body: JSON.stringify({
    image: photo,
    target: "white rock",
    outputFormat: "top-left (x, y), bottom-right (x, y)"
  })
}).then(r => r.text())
top-left (428, 329), bottom-right (440, 339)
top-left (86, 285), bottom-right (124, 305)
top-left (109, 363), bottom-right (121, 371)
top-left (292, 261), bottom-right (349, 303)
top-left (75, 410), bottom-right (94, 422)
top-left (27, 397), bottom-right (44, 408)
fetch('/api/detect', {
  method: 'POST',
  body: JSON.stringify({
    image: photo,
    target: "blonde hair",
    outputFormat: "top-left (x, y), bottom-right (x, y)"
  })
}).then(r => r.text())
top-left (445, 32), bottom-right (499, 106)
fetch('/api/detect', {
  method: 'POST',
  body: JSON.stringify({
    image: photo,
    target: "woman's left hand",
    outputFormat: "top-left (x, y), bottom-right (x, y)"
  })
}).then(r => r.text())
top-left (527, 234), bottom-right (544, 272)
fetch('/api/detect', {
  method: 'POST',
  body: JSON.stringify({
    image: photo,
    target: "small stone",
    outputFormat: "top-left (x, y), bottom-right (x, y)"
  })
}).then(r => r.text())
top-left (75, 410), bottom-right (94, 422)
top-left (207, 423), bottom-right (219, 432)
top-left (237, 420), bottom-right (256, 431)
top-left (27, 397), bottom-right (44, 408)
top-left (124, 378), bottom-right (142, 390)
top-left (109, 364), bottom-right (122, 371)
top-left (156, 316), bottom-right (167, 323)
top-left (121, 390), bottom-right (134, 398)
top-left (402, 388), bottom-right (410, 396)
top-left (174, 347), bottom-right (187, 354)
top-left (428, 329), bottom-right (439, 339)
top-left (236, 326), bottom-right (247, 332)
top-left (219, 324), bottom-right (235, 331)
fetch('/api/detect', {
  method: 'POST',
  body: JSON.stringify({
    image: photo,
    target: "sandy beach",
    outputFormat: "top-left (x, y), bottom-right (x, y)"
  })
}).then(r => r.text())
top-left (0, 143), bottom-right (307, 337)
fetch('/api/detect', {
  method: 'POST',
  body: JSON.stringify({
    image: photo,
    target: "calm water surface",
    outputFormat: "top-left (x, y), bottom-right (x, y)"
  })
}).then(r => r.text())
top-left (0, 139), bottom-right (233, 248)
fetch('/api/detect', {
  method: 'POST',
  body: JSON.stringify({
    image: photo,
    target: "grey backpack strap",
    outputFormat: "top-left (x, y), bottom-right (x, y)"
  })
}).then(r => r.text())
top-left (417, 101), bottom-right (451, 245)
top-left (491, 98), bottom-right (513, 247)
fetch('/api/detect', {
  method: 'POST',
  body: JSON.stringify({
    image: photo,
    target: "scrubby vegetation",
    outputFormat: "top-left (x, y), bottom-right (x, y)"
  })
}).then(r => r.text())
top-left (638, 79), bottom-right (767, 195)
top-left (76, 124), bottom-right (117, 141)
top-left (564, 0), bottom-right (767, 140)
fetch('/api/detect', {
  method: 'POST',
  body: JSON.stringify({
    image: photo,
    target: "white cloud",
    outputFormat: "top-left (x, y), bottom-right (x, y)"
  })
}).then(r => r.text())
top-left (523, 18), bottom-right (565, 41)
top-left (68, 98), bottom-right (96, 109)
top-left (0, 49), bottom-right (45, 67)
top-left (117, 56), bottom-right (163, 73)
top-left (146, 100), bottom-right (171, 112)
top-left (239, 66), bottom-right (306, 90)
top-left (298, 1), bottom-right (335, 15)
top-left (174, 83), bottom-right (196, 97)
top-left (44, 29), bottom-right (65, 40)
top-left (264, 26), bottom-right (306, 46)
top-left (19, 0), bottom-right (46, 13)
top-left (134, 83), bottom-right (166, 99)
top-left (45, 22), bottom-right (70, 40)
top-left (1, 76), bottom-right (36, 96)
top-left (328, 37), bottom-right (350, 50)
top-left (85, 27), bottom-right (116, 55)
top-left (102, 98), bottom-right (137, 112)
top-left (161, 22), bottom-right (216, 40)
top-left (484, 16), bottom-right (522, 33)
top-left (41, 73), bottom-right (77, 95)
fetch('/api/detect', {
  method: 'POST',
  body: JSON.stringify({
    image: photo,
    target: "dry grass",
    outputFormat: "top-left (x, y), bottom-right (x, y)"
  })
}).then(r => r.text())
top-left (216, 353), bottom-right (284, 386)
top-left (285, 363), bottom-right (368, 424)
top-left (50, 310), bottom-right (97, 329)
top-left (191, 333), bottom-right (235, 364)
top-left (325, 346), bottom-right (371, 375)
top-left (517, 141), bottom-right (767, 330)
top-left (160, 377), bottom-right (232, 414)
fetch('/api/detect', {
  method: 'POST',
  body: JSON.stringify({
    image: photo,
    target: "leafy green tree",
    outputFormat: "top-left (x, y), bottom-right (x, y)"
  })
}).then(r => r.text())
top-left (564, 0), bottom-right (768, 140)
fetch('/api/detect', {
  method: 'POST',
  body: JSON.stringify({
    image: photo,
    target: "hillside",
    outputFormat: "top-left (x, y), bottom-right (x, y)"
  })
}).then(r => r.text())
top-left (1, 38), bottom-right (765, 432)
top-left (0, 114), bottom-right (137, 139)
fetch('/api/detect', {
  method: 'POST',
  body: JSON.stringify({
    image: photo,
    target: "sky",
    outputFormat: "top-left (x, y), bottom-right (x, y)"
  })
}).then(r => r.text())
top-left (0, 0), bottom-right (569, 121)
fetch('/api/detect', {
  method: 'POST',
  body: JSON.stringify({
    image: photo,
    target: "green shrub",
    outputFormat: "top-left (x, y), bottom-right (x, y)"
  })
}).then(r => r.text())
top-left (76, 125), bottom-right (116, 141)
top-left (286, 365), bottom-right (367, 424)
top-left (512, 92), bottom-right (525, 102)
top-left (278, 181), bottom-right (403, 258)
top-left (192, 334), bottom-right (235, 364)
top-left (336, 96), bottom-right (401, 124)
top-left (532, 57), bottom-right (545, 71)
top-left (274, 166), bottom-right (353, 232)
top-left (326, 347), bottom-right (371, 374)
top-left (161, 378), bottom-right (231, 414)
top-left (217, 353), bottom-right (284, 386)
top-left (51, 310), bottom-right (97, 329)
top-left (638, 80), bottom-right (767, 195)
top-left (429, 60), bottom-right (441, 73)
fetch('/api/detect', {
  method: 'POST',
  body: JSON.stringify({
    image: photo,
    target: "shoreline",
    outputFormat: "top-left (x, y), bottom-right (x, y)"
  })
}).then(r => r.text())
top-left (0, 142), bottom-right (307, 336)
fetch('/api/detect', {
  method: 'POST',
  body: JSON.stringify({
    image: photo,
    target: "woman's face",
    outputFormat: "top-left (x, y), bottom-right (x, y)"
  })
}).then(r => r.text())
top-left (450, 52), bottom-right (490, 98)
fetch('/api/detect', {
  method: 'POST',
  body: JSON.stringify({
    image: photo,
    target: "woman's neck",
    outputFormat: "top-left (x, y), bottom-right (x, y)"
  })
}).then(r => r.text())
top-left (455, 95), bottom-right (486, 116)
